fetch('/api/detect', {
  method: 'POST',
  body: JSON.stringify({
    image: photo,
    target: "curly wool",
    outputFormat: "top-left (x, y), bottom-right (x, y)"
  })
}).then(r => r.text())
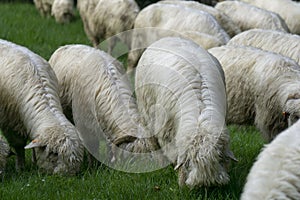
top-left (241, 120), bottom-right (300, 200)
top-left (127, 3), bottom-right (230, 71)
top-left (209, 45), bottom-right (300, 141)
top-left (0, 39), bottom-right (84, 174)
top-left (215, 1), bottom-right (290, 33)
top-left (240, 0), bottom-right (300, 34)
top-left (135, 37), bottom-right (233, 187)
top-left (227, 29), bottom-right (300, 65)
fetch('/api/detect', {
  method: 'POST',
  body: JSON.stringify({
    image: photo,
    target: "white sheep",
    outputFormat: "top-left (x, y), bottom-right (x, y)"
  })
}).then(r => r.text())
top-left (127, 3), bottom-right (230, 71)
top-left (0, 39), bottom-right (84, 174)
top-left (240, 0), bottom-right (300, 34)
top-left (49, 44), bottom-right (159, 167)
top-left (33, 0), bottom-right (74, 24)
top-left (77, 0), bottom-right (140, 53)
top-left (215, 1), bottom-right (290, 33)
top-left (227, 29), bottom-right (300, 65)
top-left (51, 0), bottom-right (75, 24)
top-left (159, 0), bottom-right (241, 37)
top-left (33, 0), bottom-right (54, 17)
top-left (241, 119), bottom-right (300, 200)
top-left (208, 45), bottom-right (300, 142)
top-left (135, 37), bottom-right (236, 187)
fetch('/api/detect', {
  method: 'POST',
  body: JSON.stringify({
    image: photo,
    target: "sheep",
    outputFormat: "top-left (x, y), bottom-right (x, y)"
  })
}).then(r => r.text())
top-left (208, 45), bottom-right (300, 142)
top-left (33, 0), bottom-right (54, 17)
top-left (33, 0), bottom-right (74, 24)
top-left (240, 0), bottom-right (300, 34)
top-left (241, 119), bottom-right (300, 200)
top-left (227, 29), bottom-right (300, 65)
top-left (48, 44), bottom-right (159, 168)
top-left (127, 3), bottom-right (230, 71)
top-left (51, 0), bottom-right (75, 24)
top-left (77, 0), bottom-right (140, 53)
top-left (0, 39), bottom-right (84, 174)
top-left (135, 37), bottom-right (236, 187)
top-left (0, 135), bottom-right (10, 179)
top-left (215, 1), bottom-right (290, 33)
top-left (159, 0), bottom-right (241, 37)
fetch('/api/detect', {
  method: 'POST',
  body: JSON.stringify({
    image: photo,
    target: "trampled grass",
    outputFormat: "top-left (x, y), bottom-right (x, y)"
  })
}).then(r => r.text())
top-left (0, 2), bottom-right (266, 199)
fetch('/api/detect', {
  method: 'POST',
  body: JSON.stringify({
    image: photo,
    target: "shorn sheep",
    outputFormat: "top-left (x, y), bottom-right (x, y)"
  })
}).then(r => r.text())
top-left (240, 0), bottom-right (300, 34)
top-left (0, 39), bottom-right (84, 174)
top-left (127, 3), bottom-right (230, 71)
top-left (209, 45), bottom-right (300, 142)
top-left (241, 119), bottom-right (300, 200)
top-left (135, 37), bottom-right (236, 187)
top-left (227, 29), bottom-right (300, 65)
top-left (77, 0), bottom-right (140, 53)
top-left (49, 44), bottom-right (159, 168)
top-left (215, 1), bottom-right (290, 33)
top-left (159, 0), bottom-right (241, 37)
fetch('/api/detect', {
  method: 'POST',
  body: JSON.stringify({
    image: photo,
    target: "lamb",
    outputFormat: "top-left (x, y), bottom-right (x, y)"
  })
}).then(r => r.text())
top-left (135, 37), bottom-right (236, 187)
top-left (0, 39), bottom-right (84, 174)
top-left (159, 0), bottom-right (241, 37)
top-left (241, 119), bottom-right (300, 200)
top-left (51, 0), bottom-right (75, 24)
top-left (240, 0), bottom-right (300, 34)
top-left (215, 1), bottom-right (290, 33)
top-left (227, 29), bottom-right (300, 65)
top-left (48, 44), bottom-right (159, 168)
top-left (208, 45), bottom-right (300, 142)
top-left (77, 0), bottom-right (140, 53)
top-left (127, 3), bottom-right (230, 71)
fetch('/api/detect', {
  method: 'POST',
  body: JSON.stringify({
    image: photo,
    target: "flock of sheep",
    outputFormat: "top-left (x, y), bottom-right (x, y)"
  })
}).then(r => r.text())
top-left (1, 0), bottom-right (300, 198)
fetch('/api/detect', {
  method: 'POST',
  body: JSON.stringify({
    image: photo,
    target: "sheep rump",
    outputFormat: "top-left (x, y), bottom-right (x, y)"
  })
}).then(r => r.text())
top-left (135, 37), bottom-right (234, 187)
top-left (227, 29), bottom-right (300, 65)
top-left (0, 39), bottom-right (84, 174)
top-left (209, 45), bottom-right (300, 141)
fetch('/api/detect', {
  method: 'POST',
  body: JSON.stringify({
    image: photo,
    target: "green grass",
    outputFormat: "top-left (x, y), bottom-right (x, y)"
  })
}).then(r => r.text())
top-left (0, 2), bottom-right (266, 199)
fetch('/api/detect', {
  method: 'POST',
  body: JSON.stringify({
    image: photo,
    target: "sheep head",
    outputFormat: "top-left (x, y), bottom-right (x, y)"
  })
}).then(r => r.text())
top-left (175, 124), bottom-right (236, 188)
top-left (25, 126), bottom-right (84, 175)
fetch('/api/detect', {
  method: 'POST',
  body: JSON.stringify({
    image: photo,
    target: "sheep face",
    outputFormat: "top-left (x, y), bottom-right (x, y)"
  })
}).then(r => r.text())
top-left (175, 126), bottom-right (232, 188)
top-left (284, 94), bottom-right (300, 127)
top-left (25, 126), bottom-right (83, 175)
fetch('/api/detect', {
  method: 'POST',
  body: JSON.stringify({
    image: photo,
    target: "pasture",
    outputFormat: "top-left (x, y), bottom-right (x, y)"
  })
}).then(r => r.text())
top-left (0, 2), bottom-right (265, 199)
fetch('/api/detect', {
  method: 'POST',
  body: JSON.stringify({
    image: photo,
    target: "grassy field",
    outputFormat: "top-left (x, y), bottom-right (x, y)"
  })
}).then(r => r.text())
top-left (0, 2), bottom-right (266, 199)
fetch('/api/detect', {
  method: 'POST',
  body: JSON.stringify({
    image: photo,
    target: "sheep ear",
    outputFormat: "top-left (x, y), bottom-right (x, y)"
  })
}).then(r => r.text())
top-left (24, 140), bottom-right (41, 149)
top-left (228, 150), bottom-right (238, 162)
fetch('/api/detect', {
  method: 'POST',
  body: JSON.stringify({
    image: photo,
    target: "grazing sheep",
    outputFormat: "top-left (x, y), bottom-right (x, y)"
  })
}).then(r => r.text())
top-left (127, 3), bottom-right (230, 71)
top-left (160, 0), bottom-right (241, 37)
top-left (51, 0), bottom-right (75, 24)
top-left (0, 39), bottom-right (84, 174)
top-left (33, 0), bottom-right (54, 17)
top-left (0, 136), bottom-right (10, 178)
top-left (240, 0), bottom-right (300, 34)
top-left (227, 29), bottom-right (300, 65)
top-left (135, 37), bottom-right (236, 187)
top-left (208, 45), bottom-right (300, 142)
top-left (215, 1), bottom-right (290, 33)
top-left (241, 120), bottom-right (300, 200)
top-left (77, 0), bottom-right (140, 53)
top-left (49, 44), bottom-right (159, 166)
